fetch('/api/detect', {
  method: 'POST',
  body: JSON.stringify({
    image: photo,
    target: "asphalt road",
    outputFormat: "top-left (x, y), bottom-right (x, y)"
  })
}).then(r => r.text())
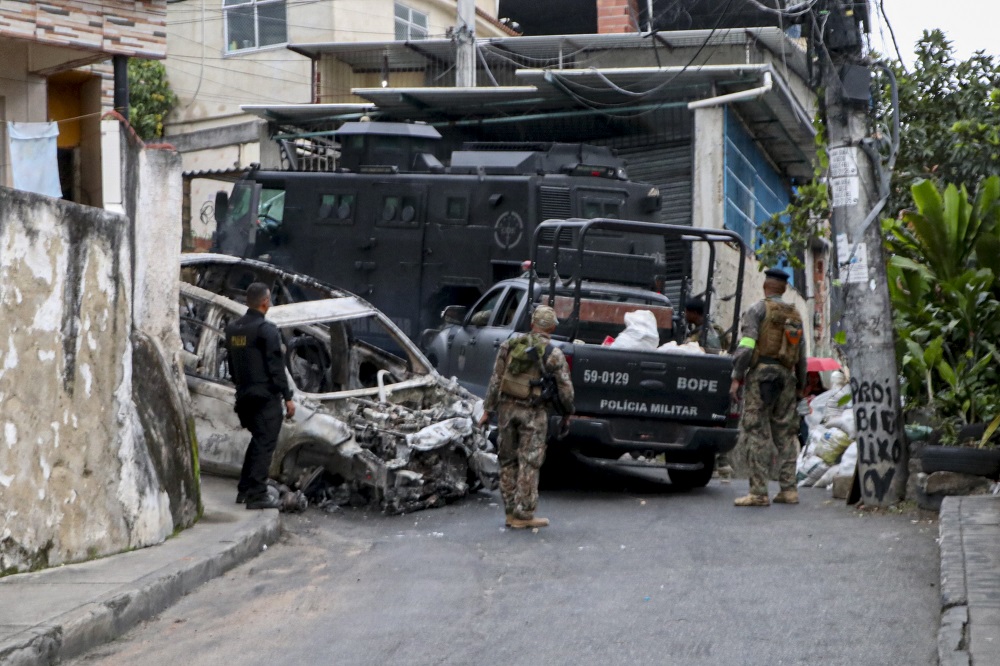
top-left (69, 469), bottom-right (940, 666)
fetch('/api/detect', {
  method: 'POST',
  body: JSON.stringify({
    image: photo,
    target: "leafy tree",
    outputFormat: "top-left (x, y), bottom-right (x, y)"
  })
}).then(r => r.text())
top-left (128, 59), bottom-right (177, 141)
top-left (758, 30), bottom-right (1000, 267)
top-left (885, 30), bottom-right (1000, 216)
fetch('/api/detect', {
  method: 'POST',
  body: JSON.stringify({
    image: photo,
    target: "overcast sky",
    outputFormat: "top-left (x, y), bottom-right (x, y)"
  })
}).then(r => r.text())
top-left (871, 0), bottom-right (996, 67)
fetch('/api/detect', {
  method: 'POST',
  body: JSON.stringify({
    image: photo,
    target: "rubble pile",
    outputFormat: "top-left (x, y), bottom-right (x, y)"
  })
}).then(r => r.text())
top-left (266, 480), bottom-right (310, 513)
top-left (301, 398), bottom-right (499, 515)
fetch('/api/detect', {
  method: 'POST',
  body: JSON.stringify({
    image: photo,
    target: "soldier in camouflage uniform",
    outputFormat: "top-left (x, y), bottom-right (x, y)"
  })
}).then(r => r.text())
top-left (478, 305), bottom-right (574, 529)
top-left (730, 269), bottom-right (807, 507)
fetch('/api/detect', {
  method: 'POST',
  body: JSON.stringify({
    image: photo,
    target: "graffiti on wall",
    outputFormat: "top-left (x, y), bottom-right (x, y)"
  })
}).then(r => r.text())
top-left (851, 377), bottom-right (904, 503)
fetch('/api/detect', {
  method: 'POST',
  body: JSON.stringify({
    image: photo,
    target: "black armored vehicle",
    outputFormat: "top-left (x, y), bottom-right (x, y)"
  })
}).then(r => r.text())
top-left (213, 121), bottom-right (663, 340)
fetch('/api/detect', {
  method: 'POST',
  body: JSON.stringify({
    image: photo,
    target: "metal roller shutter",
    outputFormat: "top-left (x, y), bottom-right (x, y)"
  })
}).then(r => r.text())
top-left (608, 141), bottom-right (693, 304)
top-left (616, 142), bottom-right (693, 227)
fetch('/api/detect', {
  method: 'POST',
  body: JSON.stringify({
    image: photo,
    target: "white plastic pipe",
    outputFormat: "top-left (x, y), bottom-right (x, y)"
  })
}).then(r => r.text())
top-left (687, 71), bottom-right (773, 110)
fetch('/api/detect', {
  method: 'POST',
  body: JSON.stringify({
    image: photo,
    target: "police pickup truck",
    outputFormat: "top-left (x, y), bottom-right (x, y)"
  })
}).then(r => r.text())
top-left (421, 219), bottom-right (746, 488)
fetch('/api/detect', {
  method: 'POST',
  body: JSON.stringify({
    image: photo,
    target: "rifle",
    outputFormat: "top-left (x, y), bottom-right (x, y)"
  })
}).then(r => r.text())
top-left (525, 345), bottom-right (570, 439)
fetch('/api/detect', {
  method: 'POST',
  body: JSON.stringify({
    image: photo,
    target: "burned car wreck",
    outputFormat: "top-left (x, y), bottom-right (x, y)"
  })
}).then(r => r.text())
top-left (178, 254), bottom-right (498, 514)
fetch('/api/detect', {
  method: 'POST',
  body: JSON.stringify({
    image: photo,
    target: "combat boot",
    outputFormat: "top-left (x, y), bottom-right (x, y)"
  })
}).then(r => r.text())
top-left (717, 465), bottom-right (734, 484)
top-left (734, 494), bottom-right (770, 507)
top-left (772, 489), bottom-right (799, 504)
top-left (508, 515), bottom-right (550, 529)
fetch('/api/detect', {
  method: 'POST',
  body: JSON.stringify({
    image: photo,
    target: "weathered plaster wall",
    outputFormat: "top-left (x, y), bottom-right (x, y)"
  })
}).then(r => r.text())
top-left (122, 133), bottom-right (200, 531)
top-left (128, 141), bottom-right (183, 349)
top-left (0, 131), bottom-right (199, 575)
top-left (0, 188), bottom-right (173, 572)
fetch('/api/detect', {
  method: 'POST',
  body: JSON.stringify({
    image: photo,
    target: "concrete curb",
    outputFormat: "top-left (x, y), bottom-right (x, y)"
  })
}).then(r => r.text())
top-left (0, 511), bottom-right (280, 666)
top-left (938, 497), bottom-right (971, 666)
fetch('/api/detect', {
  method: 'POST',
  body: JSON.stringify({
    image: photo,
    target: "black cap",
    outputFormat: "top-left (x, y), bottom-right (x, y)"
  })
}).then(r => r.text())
top-left (685, 297), bottom-right (705, 313)
top-left (764, 268), bottom-right (790, 282)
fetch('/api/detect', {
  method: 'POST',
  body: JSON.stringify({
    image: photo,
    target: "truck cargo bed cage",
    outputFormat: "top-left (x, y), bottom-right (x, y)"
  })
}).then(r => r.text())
top-left (529, 218), bottom-right (747, 352)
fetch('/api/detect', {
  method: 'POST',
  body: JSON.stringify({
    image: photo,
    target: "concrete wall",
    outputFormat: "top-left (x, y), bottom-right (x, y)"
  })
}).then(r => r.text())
top-left (690, 105), bottom-right (813, 357)
top-left (0, 129), bottom-right (198, 575)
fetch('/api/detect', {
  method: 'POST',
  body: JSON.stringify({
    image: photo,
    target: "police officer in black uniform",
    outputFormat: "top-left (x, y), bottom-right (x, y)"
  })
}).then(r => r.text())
top-left (225, 282), bottom-right (296, 510)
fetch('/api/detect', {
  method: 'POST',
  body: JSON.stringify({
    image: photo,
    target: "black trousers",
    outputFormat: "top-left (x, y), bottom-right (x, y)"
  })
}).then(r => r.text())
top-left (235, 396), bottom-right (283, 500)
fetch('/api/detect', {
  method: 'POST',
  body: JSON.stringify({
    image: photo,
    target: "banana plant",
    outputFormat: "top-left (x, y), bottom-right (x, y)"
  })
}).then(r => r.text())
top-left (887, 176), bottom-right (1000, 281)
top-left (885, 177), bottom-right (1000, 431)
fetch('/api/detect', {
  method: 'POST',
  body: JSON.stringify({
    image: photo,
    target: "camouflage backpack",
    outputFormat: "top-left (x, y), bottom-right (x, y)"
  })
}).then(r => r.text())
top-left (507, 334), bottom-right (547, 375)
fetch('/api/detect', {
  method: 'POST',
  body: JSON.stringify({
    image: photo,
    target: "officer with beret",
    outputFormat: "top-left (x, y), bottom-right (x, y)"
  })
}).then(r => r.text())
top-left (730, 269), bottom-right (807, 507)
top-left (479, 305), bottom-right (574, 529)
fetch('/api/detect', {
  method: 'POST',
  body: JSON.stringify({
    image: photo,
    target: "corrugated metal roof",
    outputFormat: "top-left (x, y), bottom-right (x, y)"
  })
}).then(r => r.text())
top-left (289, 28), bottom-right (808, 79)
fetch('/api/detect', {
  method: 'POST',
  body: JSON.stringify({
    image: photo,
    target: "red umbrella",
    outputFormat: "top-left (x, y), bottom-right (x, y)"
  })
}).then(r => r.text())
top-left (807, 357), bottom-right (841, 372)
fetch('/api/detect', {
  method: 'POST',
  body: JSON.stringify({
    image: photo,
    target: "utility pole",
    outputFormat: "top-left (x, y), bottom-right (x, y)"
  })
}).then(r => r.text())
top-left (817, 1), bottom-right (907, 507)
top-left (455, 0), bottom-right (476, 87)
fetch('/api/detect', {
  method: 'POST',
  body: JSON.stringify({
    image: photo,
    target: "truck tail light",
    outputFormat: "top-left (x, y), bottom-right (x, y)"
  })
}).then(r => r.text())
top-left (562, 351), bottom-right (573, 371)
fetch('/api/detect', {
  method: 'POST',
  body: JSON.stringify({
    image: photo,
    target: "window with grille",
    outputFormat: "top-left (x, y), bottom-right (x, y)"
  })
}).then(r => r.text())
top-left (723, 108), bottom-right (794, 282)
top-left (394, 3), bottom-right (428, 40)
top-left (224, 0), bottom-right (287, 53)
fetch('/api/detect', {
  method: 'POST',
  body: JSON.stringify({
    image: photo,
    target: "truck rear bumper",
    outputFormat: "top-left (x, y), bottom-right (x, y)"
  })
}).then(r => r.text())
top-left (550, 414), bottom-right (738, 460)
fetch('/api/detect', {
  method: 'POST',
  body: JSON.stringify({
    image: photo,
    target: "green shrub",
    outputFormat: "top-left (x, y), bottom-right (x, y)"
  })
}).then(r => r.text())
top-left (128, 59), bottom-right (177, 141)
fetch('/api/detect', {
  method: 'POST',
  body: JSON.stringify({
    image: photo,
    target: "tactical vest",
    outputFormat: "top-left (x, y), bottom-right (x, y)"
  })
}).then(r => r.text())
top-left (499, 337), bottom-right (550, 400)
top-left (752, 299), bottom-right (803, 369)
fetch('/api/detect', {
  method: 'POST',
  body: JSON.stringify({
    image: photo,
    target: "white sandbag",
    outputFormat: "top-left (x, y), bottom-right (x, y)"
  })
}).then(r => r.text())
top-left (656, 340), bottom-right (705, 355)
top-left (821, 386), bottom-right (852, 419)
top-left (805, 385), bottom-right (852, 430)
top-left (824, 407), bottom-right (856, 438)
top-left (609, 310), bottom-right (659, 350)
top-left (836, 442), bottom-right (858, 477)
top-left (814, 465), bottom-right (837, 488)
top-left (810, 427), bottom-right (852, 466)
top-left (805, 425), bottom-right (829, 452)
top-left (804, 394), bottom-right (830, 431)
top-left (796, 453), bottom-right (829, 488)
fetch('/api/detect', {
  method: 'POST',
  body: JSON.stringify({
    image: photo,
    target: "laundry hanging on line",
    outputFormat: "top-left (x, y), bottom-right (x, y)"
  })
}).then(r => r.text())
top-left (7, 121), bottom-right (62, 198)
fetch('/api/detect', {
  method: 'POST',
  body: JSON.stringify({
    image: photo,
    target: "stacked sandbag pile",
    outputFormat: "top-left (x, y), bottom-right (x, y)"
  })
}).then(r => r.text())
top-left (796, 371), bottom-right (858, 489)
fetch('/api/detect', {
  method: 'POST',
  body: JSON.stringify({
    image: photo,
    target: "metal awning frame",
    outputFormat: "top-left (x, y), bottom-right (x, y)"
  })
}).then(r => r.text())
top-left (252, 28), bottom-right (817, 179)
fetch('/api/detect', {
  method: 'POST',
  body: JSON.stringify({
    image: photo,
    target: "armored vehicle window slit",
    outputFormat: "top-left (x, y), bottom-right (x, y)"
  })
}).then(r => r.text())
top-left (377, 194), bottom-right (421, 228)
top-left (318, 193), bottom-right (355, 225)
